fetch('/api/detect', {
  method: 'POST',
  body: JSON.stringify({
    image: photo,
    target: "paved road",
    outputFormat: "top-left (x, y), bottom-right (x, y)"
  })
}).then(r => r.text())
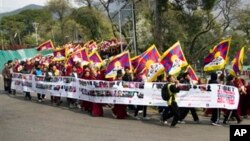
top-left (1, 92), bottom-right (249, 141)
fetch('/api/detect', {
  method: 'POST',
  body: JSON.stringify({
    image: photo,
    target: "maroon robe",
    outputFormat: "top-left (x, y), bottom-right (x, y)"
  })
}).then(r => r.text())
top-left (246, 83), bottom-right (250, 115)
top-left (111, 77), bottom-right (128, 119)
top-left (91, 71), bottom-right (105, 117)
top-left (81, 72), bottom-right (94, 113)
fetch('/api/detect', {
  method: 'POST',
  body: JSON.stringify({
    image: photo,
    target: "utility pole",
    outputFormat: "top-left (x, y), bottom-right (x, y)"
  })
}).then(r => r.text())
top-left (118, 10), bottom-right (123, 52)
top-left (131, 0), bottom-right (137, 55)
top-left (116, 0), bottom-right (137, 55)
top-left (32, 22), bottom-right (39, 46)
top-left (52, 28), bottom-right (56, 45)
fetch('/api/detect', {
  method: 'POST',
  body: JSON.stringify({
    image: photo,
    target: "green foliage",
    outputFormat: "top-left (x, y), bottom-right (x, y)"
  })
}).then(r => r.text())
top-left (1, 0), bottom-right (250, 68)
top-left (72, 7), bottom-right (113, 40)
top-left (0, 9), bottom-right (53, 46)
top-left (23, 34), bottom-right (37, 47)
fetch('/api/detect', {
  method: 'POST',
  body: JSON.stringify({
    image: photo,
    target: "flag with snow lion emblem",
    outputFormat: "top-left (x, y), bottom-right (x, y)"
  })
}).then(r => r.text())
top-left (204, 39), bottom-right (230, 71)
top-left (105, 51), bottom-right (131, 79)
top-left (135, 45), bottom-right (164, 82)
top-left (160, 41), bottom-right (188, 75)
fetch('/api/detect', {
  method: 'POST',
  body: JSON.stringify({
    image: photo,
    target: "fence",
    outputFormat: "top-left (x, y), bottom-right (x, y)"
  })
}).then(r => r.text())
top-left (0, 48), bottom-right (52, 72)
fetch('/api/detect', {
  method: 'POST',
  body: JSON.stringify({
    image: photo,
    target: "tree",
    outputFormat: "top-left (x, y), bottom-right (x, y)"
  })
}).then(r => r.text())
top-left (0, 9), bottom-right (53, 47)
top-left (72, 7), bottom-right (113, 40)
top-left (74, 0), bottom-right (94, 8)
top-left (0, 15), bottom-right (25, 45)
top-left (46, 0), bottom-right (72, 44)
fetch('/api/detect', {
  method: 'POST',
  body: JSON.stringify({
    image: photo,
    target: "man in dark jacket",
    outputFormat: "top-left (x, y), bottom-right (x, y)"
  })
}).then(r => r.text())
top-left (163, 75), bottom-right (181, 127)
top-left (179, 73), bottom-right (199, 123)
top-left (209, 72), bottom-right (221, 126)
top-left (20, 64), bottom-right (32, 100)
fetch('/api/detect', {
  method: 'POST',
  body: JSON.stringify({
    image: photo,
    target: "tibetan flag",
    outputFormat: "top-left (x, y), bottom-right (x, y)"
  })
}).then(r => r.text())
top-left (67, 48), bottom-right (89, 65)
top-left (53, 48), bottom-right (66, 61)
top-left (204, 39), bottom-right (231, 71)
top-left (160, 41), bottom-right (188, 75)
top-left (229, 47), bottom-right (245, 76)
top-left (65, 44), bottom-right (81, 57)
top-left (89, 49), bottom-right (103, 68)
top-left (105, 51), bottom-right (131, 79)
top-left (135, 45), bottom-right (164, 81)
top-left (131, 55), bottom-right (142, 72)
top-left (185, 65), bottom-right (199, 83)
top-left (37, 40), bottom-right (54, 51)
top-left (84, 40), bottom-right (98, 51)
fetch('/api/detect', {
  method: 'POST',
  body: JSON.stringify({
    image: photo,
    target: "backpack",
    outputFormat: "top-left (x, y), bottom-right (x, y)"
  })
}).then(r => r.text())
top-left (161, 83), bottom-right (171, 101)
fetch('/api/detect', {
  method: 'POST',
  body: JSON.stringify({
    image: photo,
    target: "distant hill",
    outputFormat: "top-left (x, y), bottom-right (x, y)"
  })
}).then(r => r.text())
top-left (0, 4), bottom-right (44, 19)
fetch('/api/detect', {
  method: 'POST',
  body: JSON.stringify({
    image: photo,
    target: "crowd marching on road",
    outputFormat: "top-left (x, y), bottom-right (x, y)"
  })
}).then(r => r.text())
top-left (2, 59), bottom-right (250, 128)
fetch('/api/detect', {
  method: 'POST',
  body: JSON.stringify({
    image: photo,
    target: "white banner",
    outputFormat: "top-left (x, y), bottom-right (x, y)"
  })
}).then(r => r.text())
top-left (11, 73), bottom-right (240, 109)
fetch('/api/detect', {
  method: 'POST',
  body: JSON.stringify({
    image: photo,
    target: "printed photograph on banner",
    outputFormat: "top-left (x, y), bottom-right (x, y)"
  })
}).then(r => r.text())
top-left (93, 80), bottom-right (110, 88)
top-left (22, 74), bottom-right (33, 92)
top-left (12, 73), bottom-right (240, 109)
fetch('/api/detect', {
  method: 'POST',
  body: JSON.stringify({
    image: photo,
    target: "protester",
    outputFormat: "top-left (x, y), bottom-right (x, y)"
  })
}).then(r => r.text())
top-left (133, 72), bottom-right (149, 120)
top-left (5, 61), bottom-right (13, 94)
top-left (52, 65), bottom-right (62, 105)
top-left (223, 75), bottom-right (242, 124)
top-left (20, 63), bottom-right (32, 100)
top-left (6, 41), bottom-right (245, 127)
top-left (81, 67), bottom-right (94, 113)
top-left (112, 69), bottom-right (128, 119)
top-left (66, 64), bottom-right (77, 108)
top-left (247, 81), bottom-right (250, 116)
top-left (162, 75), bottom-right (180, 127)
top-left (2, 63), bottom-right (9, 92)
top-left (92, 68), bottom-right (104, 117)
top-left (209, 72), bottom-right (221, 126)
top-left (35, 63), bottom-right (45, 102)
top-left (157, 74), bottom-right (167, 114)
top-left (179, 72), bottom-right (199, 123)
top-left (234, 77), bottom-right (248, 118)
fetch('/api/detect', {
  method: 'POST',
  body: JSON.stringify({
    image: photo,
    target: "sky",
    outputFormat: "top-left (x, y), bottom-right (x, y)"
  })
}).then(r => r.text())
top-left (0, 0), bottom-right (48, 13)
top-left (0, 0), bottom-right (250, 14)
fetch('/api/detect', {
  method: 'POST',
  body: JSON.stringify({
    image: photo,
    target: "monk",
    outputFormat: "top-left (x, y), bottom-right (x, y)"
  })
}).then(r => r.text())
top-left (112, 69), bottom-right (128, 119)
top-left (81, 68), bottom-right (94, 113)
top-left (91, 68), bottom-right (104, 117)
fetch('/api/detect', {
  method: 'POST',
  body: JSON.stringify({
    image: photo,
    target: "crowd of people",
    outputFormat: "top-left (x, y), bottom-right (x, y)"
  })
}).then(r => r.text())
top-left (2, 58), bottom-right (250, 128)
